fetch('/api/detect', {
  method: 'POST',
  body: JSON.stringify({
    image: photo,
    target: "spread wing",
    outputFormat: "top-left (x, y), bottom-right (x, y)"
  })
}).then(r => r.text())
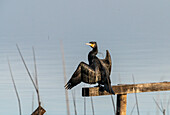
top-left (100, 50), bottom-right (112, 75)
top-left (100, 50), bottom-right (114, 94)
top-left (65, 61), bottom-right (100, 90)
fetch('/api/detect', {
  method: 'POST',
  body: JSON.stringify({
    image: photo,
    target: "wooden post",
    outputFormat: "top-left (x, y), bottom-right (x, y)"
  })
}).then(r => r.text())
top-left (116, 94), bottom-right (127, 115)
top-left (82, 81), bottom-right (170, 96)
top-left (31, 106), bottom-right (46, 115)
top-left (82, 81), bottom-right (170, 115)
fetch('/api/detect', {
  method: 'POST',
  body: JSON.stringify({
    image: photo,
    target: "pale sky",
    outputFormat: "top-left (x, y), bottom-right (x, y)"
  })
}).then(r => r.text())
top-left (1, 0), bottom-right (170, 115)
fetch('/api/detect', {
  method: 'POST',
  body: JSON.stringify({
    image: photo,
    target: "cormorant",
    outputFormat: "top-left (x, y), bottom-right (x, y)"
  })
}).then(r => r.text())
top-left (64, 41), bottom-right (115, 94)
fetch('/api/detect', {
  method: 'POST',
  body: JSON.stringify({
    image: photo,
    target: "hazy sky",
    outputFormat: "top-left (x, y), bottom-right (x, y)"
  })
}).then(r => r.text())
top-left (1, 0), bottom-right (170, 115)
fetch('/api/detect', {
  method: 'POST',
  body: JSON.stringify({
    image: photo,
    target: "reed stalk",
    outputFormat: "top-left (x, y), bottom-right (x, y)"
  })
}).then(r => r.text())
top-left (90, 96), bottom-right (95, 115)
top-left (71, 90), bottom-right (77, 115)
top-left (132, 75), bottom-right (140, 115)
top-left (32, 47), bottom-right (41, 115)
top-left (8, 58), bottom-right (22, 115)
top-left (153, 97), bottom-right (165, 115)
top-left (84, 88), bottom-right (86, 115)
top-left (16, 45), bottom-right (41, 115)
top-left (60, 41), bottom-right (70, 115)
top-left (32, 92), bottom-right (34, 112)
top-left (130, 103), bottom-right (136, 115)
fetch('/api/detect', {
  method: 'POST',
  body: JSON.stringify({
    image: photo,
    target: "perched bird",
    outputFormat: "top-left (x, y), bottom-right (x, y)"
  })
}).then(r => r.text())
top-left (64, 41), bottom-right (115, 94)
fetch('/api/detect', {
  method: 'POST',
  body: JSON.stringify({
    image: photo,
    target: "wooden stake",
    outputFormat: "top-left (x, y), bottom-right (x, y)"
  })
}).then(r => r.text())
top-left (116, 94), bottom-right (127, 115)
top-left (82, 81), bottom-right (170, 97)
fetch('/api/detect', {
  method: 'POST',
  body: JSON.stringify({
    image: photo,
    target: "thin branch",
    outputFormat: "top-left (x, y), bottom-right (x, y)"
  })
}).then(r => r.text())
top-left (130, 103), bottom-right (136, 115)
top-left (104, 74), bottom-right (116, 115)
top-left (166, 96), bottom-right (170, 115)
top-left (16, 44), bottom-right (41, 112)
top-left (90, 96), bottom-right (95, 115)
top-left (84, 96), bottom-right (86, 115)
top-left (160, 99), bottom-right (164, 113)
top-left (32, 92), bottom-right (34, 112)
top-left (32, 47), bottom-right (39, 92)
top-left (8, 58), bottom-right (22, 115)
top-left (71, 90), bottom-right (77, 115)
top-left (32, 47), bottom-right (41, 115)
top-left (16, 45), bottom-right (38, 93)
top-left (84, 84), bottom-right (86, 115)
top-left (60, 41), bottom-right (70, 115)
top-left (111, 95), bottom-right (116, 115)
top-left (153, 97), bottom-right (163, 113)
top-left (156, 93), bottom-right (160, 115)
top-left (106, 73), bottom-right (116, 114)
top-left (132, 75), bottom-right (140, 115)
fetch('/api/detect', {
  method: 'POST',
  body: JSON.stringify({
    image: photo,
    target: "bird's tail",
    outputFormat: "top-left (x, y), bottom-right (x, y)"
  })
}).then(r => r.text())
top-left (104, 50), bottom-right (112, 75)
top-left (105, 50), bottom-right (111, 65)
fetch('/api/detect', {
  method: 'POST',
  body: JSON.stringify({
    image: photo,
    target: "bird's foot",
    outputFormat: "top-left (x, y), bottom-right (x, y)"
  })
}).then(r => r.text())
top-left (94, 84), bottom-right (105, 92)
top-left (99, 86), bottom-right (105, 92)
top-left (94, 84), bottom-right (103, 87)
top-left (94, 85), bottom-right (100, 87)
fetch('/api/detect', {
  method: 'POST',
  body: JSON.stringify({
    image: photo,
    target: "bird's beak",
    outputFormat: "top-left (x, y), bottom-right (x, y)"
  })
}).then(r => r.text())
top-left (86, 43), bottom-right (95, 48)
top-left (86, 43), bottom-right (91, 46)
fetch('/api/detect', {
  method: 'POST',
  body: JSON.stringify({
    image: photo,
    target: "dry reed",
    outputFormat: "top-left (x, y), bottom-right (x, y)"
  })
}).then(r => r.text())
top-left (71, 90), bottom-right (77, 115)
top-left (132, 75), bottom-right (140, 115)
top-left (8, 58), bottom-right (22, 115)
top-left (16, 45), bottom-right (41, 115)
top-left (60, 41), bottom-right (70, 115)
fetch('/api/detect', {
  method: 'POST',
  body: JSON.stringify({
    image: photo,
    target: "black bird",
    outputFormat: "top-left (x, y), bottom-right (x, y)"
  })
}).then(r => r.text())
top-left (64, 42), bottom-right (115, 94)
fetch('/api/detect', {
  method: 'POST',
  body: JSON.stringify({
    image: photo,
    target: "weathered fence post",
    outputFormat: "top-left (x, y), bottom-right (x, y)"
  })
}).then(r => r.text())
top-left (31, 106), bottom-right (46, 115)
top-left (116, 94), bottom-right (127, 115)
top-left (82, 81), bottom-right (170, 114)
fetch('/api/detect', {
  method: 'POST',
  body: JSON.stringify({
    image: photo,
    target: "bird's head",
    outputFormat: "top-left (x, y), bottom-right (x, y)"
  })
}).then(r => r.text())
top-left (86, 41), bottom-right (97, 49)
